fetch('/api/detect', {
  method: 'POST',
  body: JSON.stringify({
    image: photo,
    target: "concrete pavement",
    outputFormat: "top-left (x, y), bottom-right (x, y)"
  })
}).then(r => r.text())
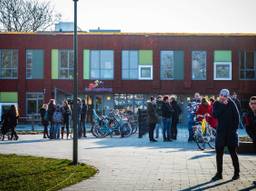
top-left (0, 129), bottom-right (255, 191)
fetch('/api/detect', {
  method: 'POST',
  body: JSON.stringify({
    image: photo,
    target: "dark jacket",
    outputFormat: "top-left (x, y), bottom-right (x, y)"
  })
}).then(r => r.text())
top-left (39, 108), bottom-right (49, 126)
top-left (156, 100), bottom-right (163, 117)
top-left (7, 110), bottom-right (19, 127)
top-left (161, 102), bottom-right (174, 118)
top-left (244, 110), bottom-right (256, 143)
top-left (48, 103), bottom-right (56, 121)
top-left (171, 100), bottom-right (182, 119)
top-left (80, 104), bottom-right (87, 121)
top-left (147, 102), bottom-right (158, 124)
top-left (213, 98), bottom-right (240, 148)
top-left (62, 105), bottom-right (71, 123)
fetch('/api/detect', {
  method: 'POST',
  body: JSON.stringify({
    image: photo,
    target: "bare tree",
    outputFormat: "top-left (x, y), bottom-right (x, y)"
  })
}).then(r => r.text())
top-left (0, 0), bottom-right (61, 32)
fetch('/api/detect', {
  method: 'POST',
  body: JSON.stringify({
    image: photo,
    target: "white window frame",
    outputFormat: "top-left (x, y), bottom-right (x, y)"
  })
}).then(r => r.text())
top-left (214, 62), bottom-right (232, 80)
top-left (139, 65), bottom-right (153, 80)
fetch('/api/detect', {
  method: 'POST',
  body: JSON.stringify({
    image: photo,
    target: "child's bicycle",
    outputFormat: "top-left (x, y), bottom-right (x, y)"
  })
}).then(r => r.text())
top-left (193, 114), bottom-right (216, 150)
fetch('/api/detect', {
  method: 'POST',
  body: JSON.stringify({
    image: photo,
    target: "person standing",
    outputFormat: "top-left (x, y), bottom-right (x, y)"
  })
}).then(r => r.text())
top-left (170, 95), bottom-right (181, 140)
top-left (39, 104), bottom-right (49, 138)
top-left (48, 99), bottom-right (56, 139)
top-left (244, 96), bottom-right (256, 152)
top-left (7, 105), bottom-right (19, 140)
top-left (61, 100), bottom-right (71, 139)
top-left (155, 95), bottom-right (163, 139)
top-left (52, 105), bottom-right (63, 139)
top-left (187, 92), bottom-right (201, 142)
top-left (212, 89), bottom-right (240, 181)
top-left (80, 99), bottom-right (87, 138)
top-left (161, 95), bottom-right (174, 142)
top-left (147, 96), bottom-right (158, 142)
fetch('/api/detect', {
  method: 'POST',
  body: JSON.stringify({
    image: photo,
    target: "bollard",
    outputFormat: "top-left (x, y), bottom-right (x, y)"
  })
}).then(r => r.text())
top-left (31, 115), bottom-right (34, 131)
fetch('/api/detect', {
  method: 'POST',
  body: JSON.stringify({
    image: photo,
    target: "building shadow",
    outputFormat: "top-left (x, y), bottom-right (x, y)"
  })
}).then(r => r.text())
top-left (180, 179), bottom-right (233, 191)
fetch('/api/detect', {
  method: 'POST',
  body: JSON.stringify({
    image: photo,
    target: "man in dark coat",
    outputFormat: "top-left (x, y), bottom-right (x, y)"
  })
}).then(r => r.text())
top-left (170, 96), bottom-right (182, 140)
top-left (147, 96), bottom-right (158, 142)
top-left (212, 89), bottom-right (240, 181)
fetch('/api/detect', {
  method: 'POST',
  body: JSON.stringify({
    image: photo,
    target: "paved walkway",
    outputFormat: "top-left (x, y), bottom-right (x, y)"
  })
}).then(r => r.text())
top-left (0, 129), bottom-right (255, 191)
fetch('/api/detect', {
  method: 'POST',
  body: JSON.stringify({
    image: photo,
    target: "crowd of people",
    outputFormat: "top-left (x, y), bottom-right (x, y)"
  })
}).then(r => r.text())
top-left (146, 88), bottom-right (256, 182)
top-left (39, 98), bottom-right (87, 140)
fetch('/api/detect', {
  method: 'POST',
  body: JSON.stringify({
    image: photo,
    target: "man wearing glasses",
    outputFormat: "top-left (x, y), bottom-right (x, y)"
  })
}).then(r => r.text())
top-left (211, 89), bottom-right (240, 181)
top-left (244, 96), bottom-right (256, 186)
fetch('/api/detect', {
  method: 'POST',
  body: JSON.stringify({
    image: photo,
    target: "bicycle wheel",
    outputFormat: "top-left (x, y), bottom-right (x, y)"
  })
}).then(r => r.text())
top-left (131, 123), bottom-right (138, 134)
top-left (194, 127), bottom-right (206, 150)
top-left (120, 123), bottom-right (132, 137)
top-left (207, 127), bottom-right (216, 149)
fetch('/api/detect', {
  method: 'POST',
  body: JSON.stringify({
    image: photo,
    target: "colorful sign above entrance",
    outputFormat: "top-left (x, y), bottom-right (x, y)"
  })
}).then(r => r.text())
top-left (85, 80), bottom-right (113, 93)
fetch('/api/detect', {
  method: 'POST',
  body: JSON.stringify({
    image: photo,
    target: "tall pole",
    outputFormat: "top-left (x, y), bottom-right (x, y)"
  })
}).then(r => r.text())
top-left (73, 0), bottom-right (78, 165)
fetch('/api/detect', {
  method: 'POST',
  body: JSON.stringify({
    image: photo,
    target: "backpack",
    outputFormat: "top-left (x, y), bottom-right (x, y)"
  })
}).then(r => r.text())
top-left (53, 111), bottom-right (62, 123)
top-left (44, 111), bottom-right (48, 121)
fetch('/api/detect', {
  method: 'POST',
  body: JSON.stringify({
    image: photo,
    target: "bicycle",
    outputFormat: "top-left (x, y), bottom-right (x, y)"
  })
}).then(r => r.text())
top-left (91, 109), bottom-right (132, 138)
top-left (193, 115), bottom-right (216, 150)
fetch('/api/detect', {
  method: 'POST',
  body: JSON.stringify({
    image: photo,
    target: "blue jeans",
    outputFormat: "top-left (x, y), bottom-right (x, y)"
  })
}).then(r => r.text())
top-left (188, 114), bottom-right (195, 140)
top-left (54, 123), bottom-right (61, 139)
top-left (162, 117), bottom-right (171, 140)
top-left (155, 117), bottom-right (162, 138)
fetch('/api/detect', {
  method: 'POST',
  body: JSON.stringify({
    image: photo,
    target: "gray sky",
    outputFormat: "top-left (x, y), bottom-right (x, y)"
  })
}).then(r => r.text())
top-left (50, 0), bottom-right (256, 32)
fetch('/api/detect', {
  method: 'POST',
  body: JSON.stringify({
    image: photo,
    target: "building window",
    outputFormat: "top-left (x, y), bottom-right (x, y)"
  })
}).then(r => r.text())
top-left (59, 49), bottom-right (74, 79)
top-left (139, 65), bottom-right (152, 80)
top-left (122, 50), bottom-right (138, 79)
top-left (214, 62), bottom-right (232, 80)
top-left (214, 50), bottom-right (232, 80)
top-left (239, 51), bottom-right (256, 80)
top-left (160, 50), bottom-right (184, 80)
top-left (90, 50), bottom-right (114, 80)
top-left (192, 51), bottom-right (207, 80)
top-left (26, 93), bottom-right (44, 116)
top-left (26, 49), bottom-right (44, 79)
top-left (0, 49), bottom-right (18, 79)
top-left (122, 50), bottom-right (153, 80)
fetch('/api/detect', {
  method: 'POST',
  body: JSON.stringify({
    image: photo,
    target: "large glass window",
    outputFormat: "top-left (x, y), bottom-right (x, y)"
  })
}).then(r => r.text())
top-left (192, 51), bottom-right (207, 80)
top-left (239, 51), bottom-right (256, 80)
top-left (160, 50), bottom-right (184, 80)
top-left (90, 50), bottom-right (114, 80)
top-left (26, 49), bottom-right (44, 79)
top-left (59, 49), bottom-right (74, 79)
top-left (0, 49), bottom-right (18, 79)
top-left (161, 51), bottom-right (174, 79)
top-left (122, 50), bottom-right (138, 79)
top-left (122, 50), bottom-right (153, 80)
top-left (26, 92), bottom-right (44, 116)
top-left (214, 50), bottom-right (232, 80)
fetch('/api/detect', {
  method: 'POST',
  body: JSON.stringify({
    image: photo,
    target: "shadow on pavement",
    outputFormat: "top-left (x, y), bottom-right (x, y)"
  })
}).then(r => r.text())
top-left (238, 184), bottom-right (256, 191)
top-left (0, 139), bottom-right (51, 145)
top-left (180, 179), bottom-right (233, 191)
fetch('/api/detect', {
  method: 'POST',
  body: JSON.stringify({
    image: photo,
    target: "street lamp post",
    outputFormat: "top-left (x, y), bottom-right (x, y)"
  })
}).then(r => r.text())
top-left (73, 0), bottom-right (78, 165)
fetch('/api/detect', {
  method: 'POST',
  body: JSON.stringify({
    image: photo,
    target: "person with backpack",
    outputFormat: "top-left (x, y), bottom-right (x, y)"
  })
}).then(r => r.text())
top-left (211, 89), bottom-right (240, 181)
top-left (53, 105), bottom-right (63, 139)
top-left (39, 104), bottom-right (49, 138)
top-left (61, 100), bottom-right (71, 139)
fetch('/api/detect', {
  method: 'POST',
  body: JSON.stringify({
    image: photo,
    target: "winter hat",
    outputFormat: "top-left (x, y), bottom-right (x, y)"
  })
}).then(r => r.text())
top-left (219, 89), bottom-right (230, 97)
